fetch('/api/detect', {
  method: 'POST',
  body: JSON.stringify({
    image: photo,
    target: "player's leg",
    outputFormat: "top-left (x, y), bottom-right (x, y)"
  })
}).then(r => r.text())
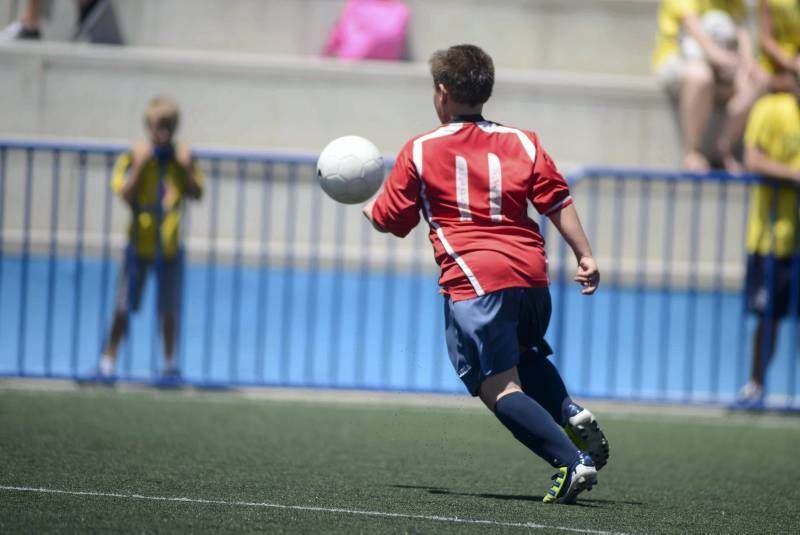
top-left (518, 355), bottom-right (608, 469)
top-left (679, 59), bottom-right (715, 170)
top-left (158, 256), bottom-right (182, 378)
top-left (716, 67), bottom-right (764, 173)
top-left (480, 368), bottom-right (597, 504)
top-left (516, 288), bottom-right (609, 469)
top-left (444, 289), bottom-right (596, 503)
top-left (750, 317), bottom-right (779, 387)
top-left (738, 255), bottom-right (788, 404)
top-left (480, 367), bottom-right (582, 468)
top-left (98, 252), bottom-right (145, 379)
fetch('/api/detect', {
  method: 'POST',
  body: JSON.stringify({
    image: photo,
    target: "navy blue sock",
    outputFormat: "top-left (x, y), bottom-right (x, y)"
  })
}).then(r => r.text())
top-left (518, 354), bottom-right (582, 426)
top-left (494, 391), bottom-right (580, 468)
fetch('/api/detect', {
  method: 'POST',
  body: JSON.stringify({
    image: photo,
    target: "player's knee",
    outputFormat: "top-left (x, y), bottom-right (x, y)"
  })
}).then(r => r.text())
top-left (479, 367), bottom-right (523, 411)
top-left (682, 61), bottom-right (714, 89)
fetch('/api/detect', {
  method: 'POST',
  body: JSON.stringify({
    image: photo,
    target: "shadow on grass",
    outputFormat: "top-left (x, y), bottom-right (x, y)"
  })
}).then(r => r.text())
top-left (388, 484), bottom-right (644, 507)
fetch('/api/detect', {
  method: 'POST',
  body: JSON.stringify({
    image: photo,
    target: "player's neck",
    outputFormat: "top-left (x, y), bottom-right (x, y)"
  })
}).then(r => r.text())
top-left (445, 104), bottom-right (484, 123)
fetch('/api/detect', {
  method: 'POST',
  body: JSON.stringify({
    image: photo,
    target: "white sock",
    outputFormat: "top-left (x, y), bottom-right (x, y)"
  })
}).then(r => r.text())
top-left (99, 355), bottom-right (115, 376)
top-left (164, 357), bottom-right (177, 373)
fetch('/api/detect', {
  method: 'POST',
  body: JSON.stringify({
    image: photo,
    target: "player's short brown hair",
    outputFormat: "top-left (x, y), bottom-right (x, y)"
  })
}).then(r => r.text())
top-left (144, 95), bottom-right (180, 132)
top-left (429, 45), bottom-right (494, 106)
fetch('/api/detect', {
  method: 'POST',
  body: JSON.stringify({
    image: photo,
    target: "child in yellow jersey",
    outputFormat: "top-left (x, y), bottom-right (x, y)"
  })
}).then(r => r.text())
top-left (97, 96), bottom-right (204, 382)
top-left (758, 0), bottom-right (800, 78)
top-left (653, 0), bottom-right (766, 172)
top-left (738, 70), bottom-right (800, 405)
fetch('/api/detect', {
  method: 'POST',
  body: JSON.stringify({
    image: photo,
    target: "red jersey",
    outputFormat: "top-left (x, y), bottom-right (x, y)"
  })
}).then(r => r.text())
top-left (371, 118), bottom-right (573, 301)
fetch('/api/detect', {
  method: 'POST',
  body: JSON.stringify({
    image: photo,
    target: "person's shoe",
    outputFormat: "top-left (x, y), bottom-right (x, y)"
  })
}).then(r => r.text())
top-left (1, 21), bottom-right (41, 41)
top-left (564, 407), bottom-right (610, 471)
top-left (155, 367), bottom-right (184, 388)
top-left (732, 381), bottom-right (765, 409)
top-left (543, 453), bottom-right (598, 504)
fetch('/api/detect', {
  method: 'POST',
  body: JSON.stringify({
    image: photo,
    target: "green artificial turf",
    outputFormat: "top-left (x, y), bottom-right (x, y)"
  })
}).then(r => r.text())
top-left (0, 387), bottom-right (798, 533)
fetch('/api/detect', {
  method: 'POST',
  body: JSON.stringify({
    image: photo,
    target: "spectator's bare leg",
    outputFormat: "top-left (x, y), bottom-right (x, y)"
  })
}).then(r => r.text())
top-left (22, 0), bottom-right (41, 31)
top-left (717, 70), bottom-right (763, 173)
top-left (750, 317), bottom-right (778, 387)
top-left (162, 313), bottom-right (177, 372)
top-left (99, 310), bottom-right (127, 376)
top-left (680, 60), bottom-right (714, 171)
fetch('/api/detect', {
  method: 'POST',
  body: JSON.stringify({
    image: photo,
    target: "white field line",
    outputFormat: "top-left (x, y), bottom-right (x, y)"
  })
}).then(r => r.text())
top-left (0, 485), bottom-right (631, 535)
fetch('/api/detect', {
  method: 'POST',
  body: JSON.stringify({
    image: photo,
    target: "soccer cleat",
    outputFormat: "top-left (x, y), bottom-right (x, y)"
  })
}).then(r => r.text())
top-left (543, 453), bottom-right (598, 504)
top-left (564, 407), bottom-right (609, 471)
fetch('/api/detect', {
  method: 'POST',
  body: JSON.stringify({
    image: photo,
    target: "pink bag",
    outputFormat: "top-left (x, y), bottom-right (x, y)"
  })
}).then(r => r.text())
top-left (323, 0), bottom-right (410, 61)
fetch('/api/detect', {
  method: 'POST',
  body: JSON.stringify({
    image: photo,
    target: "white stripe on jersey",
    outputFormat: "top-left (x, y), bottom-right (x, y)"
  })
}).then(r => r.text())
top-left (543, 195), bottom-right (573, 216)
top-left (487, 152), bottom-right (502, 222)
top-left (413, 123), bottom-right (485, 297)
top-left (455, 155), bottom-right (472, 221)
top-left (420, 182), bottom-right (486, 297)
top-left (493, 125), bottom-right (537, 163)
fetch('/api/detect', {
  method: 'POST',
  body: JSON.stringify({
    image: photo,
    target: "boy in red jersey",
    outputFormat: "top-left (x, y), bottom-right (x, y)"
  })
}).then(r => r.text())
top-left (363, 45), bottom-right (609, 504)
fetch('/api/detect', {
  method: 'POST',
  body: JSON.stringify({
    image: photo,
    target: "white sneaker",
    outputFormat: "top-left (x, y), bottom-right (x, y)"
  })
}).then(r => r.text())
top-left (735, 381), bottom-right (764, 407)
top-left (565, 408), bottom-right (610, 471)
top-left (0, 21), bottom-right (23, 41)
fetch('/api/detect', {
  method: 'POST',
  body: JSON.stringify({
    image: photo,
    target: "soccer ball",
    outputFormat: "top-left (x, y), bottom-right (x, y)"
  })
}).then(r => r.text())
top-left (317, 136), bottom-right (384, 204)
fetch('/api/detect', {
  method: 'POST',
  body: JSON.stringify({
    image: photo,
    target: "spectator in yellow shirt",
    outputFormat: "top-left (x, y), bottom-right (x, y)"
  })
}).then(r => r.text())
top-left (653, 0), bottom-right (766, 172)
top-left (738, 70), bottom-right (800, 405)
top-left (758, 0), bottom-right (800, 79)
top-left (97, 96), bottom-right (203, 382)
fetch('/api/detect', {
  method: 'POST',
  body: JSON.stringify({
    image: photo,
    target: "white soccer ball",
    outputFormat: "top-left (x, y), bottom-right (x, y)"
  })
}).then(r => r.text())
top-left (317, 135), bottom-right (384, 204)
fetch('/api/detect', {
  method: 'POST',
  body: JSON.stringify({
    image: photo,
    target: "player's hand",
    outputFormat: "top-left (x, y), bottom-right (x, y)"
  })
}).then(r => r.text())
top-left (175, 143), bottom-right (193, 168)
top-left (131, 141), bottom-right (153, 168)
top-left (574, 256), bottom-right (600, 295)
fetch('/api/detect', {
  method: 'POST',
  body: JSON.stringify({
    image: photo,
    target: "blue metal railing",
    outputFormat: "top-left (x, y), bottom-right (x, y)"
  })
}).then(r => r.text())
top-left (0, 139), bottom-right (797, 410)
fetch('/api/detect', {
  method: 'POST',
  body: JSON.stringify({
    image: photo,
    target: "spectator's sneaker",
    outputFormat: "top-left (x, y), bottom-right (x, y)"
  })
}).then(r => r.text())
top-left (564, 407), bottom-right (610, 471)
top-left (1, 21), bottom-right (41, 41)
top-left (732, 381), bottom-right (765, 409)
top-left (83, 368), bottom-right (116, 386)
top-left (155, 367), bottom-right (184, 388)
top-left (543, 453), bottom-right (597, 504)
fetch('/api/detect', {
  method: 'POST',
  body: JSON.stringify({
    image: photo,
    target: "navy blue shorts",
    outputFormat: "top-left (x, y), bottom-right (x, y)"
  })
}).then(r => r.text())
top-left (444, 287), bottom-right (553, 396)
top-left (114, 250), bottom-right (183, 317)
top-left (745, 254), bottom-right (800, 319)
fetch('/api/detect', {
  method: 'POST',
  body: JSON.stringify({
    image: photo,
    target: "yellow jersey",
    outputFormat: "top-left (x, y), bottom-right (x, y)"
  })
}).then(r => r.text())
top-left (745, 93), bottom-right (800, 258)
top-left (652, 0), bottom-right (747, 71)
top-left (760, 0), bottom-right (800, 73)
top-left (111, 152), bottom-right (204, 260)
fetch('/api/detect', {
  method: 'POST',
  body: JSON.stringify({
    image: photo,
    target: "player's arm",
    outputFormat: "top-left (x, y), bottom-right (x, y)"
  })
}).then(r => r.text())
top-left (362, 142), bottom-right (421, 237)
top-left (547, 204), bottom-right (599, 295)
top-left (529, 134), bottom-right (599, 295)
top-left (758, 0), bottom-right (796, 73)
top-left (362, 195), bottom-right (387, 232)
top-left (175, 142), bottom-right (203, 200)
top-left (734, 24), bottom-right (761, 80)
top-left (745, 145), bottom-right (800, 185)
top-left (118, 141), bottom-right (151, 205)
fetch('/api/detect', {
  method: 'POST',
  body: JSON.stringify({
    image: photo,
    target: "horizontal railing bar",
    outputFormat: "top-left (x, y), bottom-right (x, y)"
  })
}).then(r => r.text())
top-left (0, 138), bottom-right (396, 167)
top-left (567, 166), bottom-right (764, 184)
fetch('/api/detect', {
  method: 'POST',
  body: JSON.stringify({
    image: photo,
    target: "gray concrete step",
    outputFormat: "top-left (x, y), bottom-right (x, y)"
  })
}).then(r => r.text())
top-left (0, 42), bottom-right (679, 167)
top-left (1, 0), bottom-right (661, 75)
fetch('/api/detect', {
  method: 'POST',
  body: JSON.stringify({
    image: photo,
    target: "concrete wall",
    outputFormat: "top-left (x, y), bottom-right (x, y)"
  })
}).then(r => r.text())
top-left (1, 0), bottom-right (662, 75)
top-left (0, 42), bottom-right (680, 167)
